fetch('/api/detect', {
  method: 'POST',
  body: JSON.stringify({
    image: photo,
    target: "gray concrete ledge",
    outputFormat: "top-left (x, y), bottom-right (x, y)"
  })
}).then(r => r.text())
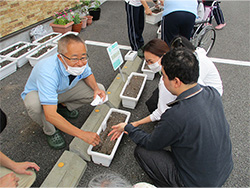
top-left (40, 150), bottom-right (87, 187)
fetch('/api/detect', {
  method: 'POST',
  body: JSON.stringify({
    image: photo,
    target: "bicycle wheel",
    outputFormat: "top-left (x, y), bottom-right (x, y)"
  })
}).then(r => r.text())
top-left (197, 25), bottom-right (216, 54)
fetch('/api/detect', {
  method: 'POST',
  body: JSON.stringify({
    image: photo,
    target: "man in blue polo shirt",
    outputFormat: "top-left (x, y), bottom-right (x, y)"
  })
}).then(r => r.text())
top-left (109, 48), bottom-right (233, 187)
top-left (21, 34), bottom-right (106, 150)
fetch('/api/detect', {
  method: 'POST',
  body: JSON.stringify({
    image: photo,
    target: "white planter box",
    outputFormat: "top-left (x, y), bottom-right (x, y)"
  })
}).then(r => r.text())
top-left (157, 25), bottom-right (161, 39)
top-left (120, 72), bottom-right (147, 109)
top-left (8, 44), bottom-right (41, 68)
top-left (124, 50), bottom-right (137, 61)
top-left (0, 58), bottom-right (17, 80)
top-left (0, 41), bottom-right (30, 58)
top-left (53, 31), bottom-right (79, 44)
top-left (87, 108), bottom-right (131, 167)
top-left (145, 6), bottom-right (163, 25)
top-left (32, 32), bottom-right (62, 45)
top-left (141, 60), bottom-right (155, 80)
top-left (26, 44), bottom-right (57, 67)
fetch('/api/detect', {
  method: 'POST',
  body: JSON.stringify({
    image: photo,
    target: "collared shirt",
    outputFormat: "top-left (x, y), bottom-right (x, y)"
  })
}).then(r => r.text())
top-left (125, 84), bottom-right (233, 187)
top-left (21, 54), bottom-right (92, 105)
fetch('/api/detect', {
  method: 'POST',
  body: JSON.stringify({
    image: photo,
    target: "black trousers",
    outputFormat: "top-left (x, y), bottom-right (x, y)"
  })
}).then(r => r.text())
top-left (125, 2), bottom-right (145, 51)
top-left (146, 88), bottom-right (159, 114)
top-left (134, 146), bottom-right (184, 187)
top-left (161, 11), bottom-right (196, 46)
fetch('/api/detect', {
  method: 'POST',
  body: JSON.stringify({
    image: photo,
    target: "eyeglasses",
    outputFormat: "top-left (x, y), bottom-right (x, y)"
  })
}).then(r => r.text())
top-left (60, 53), bottom-right (89, 64)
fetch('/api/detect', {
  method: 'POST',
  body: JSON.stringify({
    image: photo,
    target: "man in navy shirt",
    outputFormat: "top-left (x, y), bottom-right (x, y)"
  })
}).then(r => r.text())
top-left (22, 34), bottom-right (106, 150)
top-left (109, 48), bottom-right (233, 187)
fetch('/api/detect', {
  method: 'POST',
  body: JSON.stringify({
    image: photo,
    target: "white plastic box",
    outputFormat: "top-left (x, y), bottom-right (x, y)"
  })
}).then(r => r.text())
top-left (0, 41), bottom-right (30, 58)
top-left (145, 6), bottom-right (163, 25)
top-left (0, 58), bottom-right (17, 80)
top-left (157, 25), bottom-right (161, 39)
top-left (32, 32), bottom-right (61, 45)
top-left (87, 108), bottom-right (131, 167)
top-left (7, 44), bottom-right (41, 68)
top-left (53, 31), bottom-right (79, 44)
top-left (124, 51), bottom-right (137, 61)
top-left (120, 72), bottom-right (147, 109)
top-left (141, 60), bottom-right (155, 80)
top-left (26, 44), bottom-right (57, 67)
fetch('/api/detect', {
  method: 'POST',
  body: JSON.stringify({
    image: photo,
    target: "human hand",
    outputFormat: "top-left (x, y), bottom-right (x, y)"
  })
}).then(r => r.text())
top-left (0, 172), bottom-right (19, 187)
top-left (108, 122), bottom-right (127, 141)
top-left (12, 162), bottom-right (40, 175)
top-left (81, 131), bottom-right (101, 146)
top-left (94, 89), bottom-right (106, 102)
top-left (145, 8), bottom-right (152, 15)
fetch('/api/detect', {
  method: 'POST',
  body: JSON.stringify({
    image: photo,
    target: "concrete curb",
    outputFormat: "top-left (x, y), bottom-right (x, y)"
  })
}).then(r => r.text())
top-left (40, 150), bottom-right (87, 187)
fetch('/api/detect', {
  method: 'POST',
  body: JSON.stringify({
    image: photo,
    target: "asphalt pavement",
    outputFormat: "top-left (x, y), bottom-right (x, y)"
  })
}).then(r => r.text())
top-left (0, 1), bottom-right (249, 187)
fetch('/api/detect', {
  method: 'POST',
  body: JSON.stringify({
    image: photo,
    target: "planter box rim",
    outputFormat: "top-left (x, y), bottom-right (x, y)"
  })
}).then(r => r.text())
top-left (49, 21), bottom-right (74, 28)
top-left (26, 44), bottom-right (57, 60)
top-left (0, 41), bottom-right (31, 58)
top-left (32, 32), bottom-right (62, 45)
top-left (87, 108), bottom-right (131, 167)
top-left (120, 72), bottom-right (147, 101)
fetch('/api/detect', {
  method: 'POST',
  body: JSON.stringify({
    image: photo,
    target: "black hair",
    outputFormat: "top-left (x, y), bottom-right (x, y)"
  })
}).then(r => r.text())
top-left (162, 48), bottom-right (199, 84)
top-left (170, 36), bottom-right (196, 51)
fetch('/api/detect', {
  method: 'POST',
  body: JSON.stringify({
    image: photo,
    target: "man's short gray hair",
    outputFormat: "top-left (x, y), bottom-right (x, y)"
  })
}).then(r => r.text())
top-left (57, 34), bottom-right (86, 54)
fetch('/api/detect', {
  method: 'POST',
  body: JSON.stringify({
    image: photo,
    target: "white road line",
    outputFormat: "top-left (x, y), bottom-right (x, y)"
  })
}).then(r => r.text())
top-left (210, 58), bottom-right (250, 67)
top-left (85, 40), bottom-right (250, 67)
top-left (85, 40), bottom-right (132, 51)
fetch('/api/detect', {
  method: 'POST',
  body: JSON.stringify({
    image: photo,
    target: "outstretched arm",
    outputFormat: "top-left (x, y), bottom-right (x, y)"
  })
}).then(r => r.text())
top-left (0, 151), bottom-right (40, 175)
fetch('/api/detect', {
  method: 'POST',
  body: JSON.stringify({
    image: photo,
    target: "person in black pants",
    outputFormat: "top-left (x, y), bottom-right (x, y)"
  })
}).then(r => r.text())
top-left (203, 0), bottom-right (226, 30)
top-left (161, 0), bottom-right (198, 45)
top-left (125, 0), bottom-right (155, 52)
top-left (109, 48), bottom-right (233, 187)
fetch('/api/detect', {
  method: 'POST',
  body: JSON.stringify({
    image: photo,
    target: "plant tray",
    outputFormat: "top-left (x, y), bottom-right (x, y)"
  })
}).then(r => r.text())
top-left (53, 31), bottom-right (79, 44)
top-left (87, 108), bottom-right (131, 167)
top-left (32, 32), bottom-right (62, 45)
top-left (0, 58), bottom-right (17, 80)
top-left (145, 6), bottom-right (163, 25)
top-left (0, 41), bottom-right (30, 58)
top-left (8, 44), bottom-right (41, 68)
top-left (141, 60), bottom-right (155, 80)
top-left (120, 72), bottom-right (147, 109)
top-left (26, 44), bottom-right (57, 67)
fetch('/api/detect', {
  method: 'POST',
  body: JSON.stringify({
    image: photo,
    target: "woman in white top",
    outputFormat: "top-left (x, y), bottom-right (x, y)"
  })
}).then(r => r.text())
top-left (132, 37), bottom-right (223, 126)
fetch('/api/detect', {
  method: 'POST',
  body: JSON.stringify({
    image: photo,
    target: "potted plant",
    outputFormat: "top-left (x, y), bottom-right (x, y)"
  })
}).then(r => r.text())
top-left (80, 0), bottom-right (93, 25)
top-left (145, 5), bottom-right (163, 25)
top-left (88, 0), bottom-right (101, 21)
top-left (32, 32), bottom-right (61, 45)
top-left (0, 41), bottom-right (30, 58)
top-left (49, 8), bottom-right (74, 34)
top-left (71, 12), bottom-right (82, 33)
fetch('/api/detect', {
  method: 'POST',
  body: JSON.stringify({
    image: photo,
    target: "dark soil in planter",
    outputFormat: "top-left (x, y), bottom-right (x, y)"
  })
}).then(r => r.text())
top-left (11, 45), bottom-right (37, 58)
top-left (0, 43), bottom-right (26, 56)
top-left (31, 46), bottom-right (54, 58)
top-left (37, 34), bottom-right (58, 43)
top-left (152, 8), bottom-right (163, 14)
top-left (0, 60), bottom-right (12, 68)
top-left (123, 75), bottom-right (144, 98)
top-left (144, 63), bottom-right (150, 70)
top-left (92, 112), bottom-right (127, 155)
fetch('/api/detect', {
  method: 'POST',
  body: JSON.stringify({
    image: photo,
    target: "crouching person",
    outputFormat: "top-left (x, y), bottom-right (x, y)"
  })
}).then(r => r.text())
top-left (21, 34), bottom-right (106, 150)
top-left (109, 48), bottom-right (233, 187)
